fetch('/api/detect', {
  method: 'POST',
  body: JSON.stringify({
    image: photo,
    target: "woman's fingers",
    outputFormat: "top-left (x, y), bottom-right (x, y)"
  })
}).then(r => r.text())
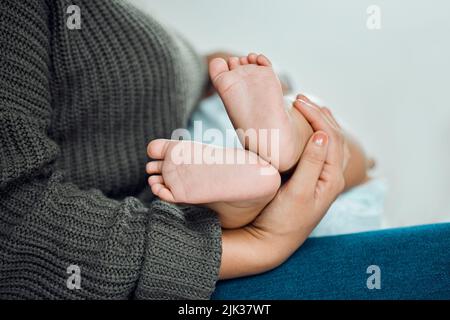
top-left (321, 106), bottom-right (341, 129)
top-left (294, 97), bottom-right (344, 168)
top-left (317, 105), bottom-right (348, 170)
top-left (294, 95), bottom-right (340, 130)
top-left (285, 131), bottom-right (329, 198)
top-left (298, 96), bottom-right (336, 130)
top-left (294, 95), bottom-right (334, 134)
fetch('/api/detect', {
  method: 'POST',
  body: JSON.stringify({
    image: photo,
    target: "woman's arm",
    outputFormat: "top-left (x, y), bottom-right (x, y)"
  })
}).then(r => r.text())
top-left (219, 104), bottom-right (347, 279)
top-left (342, 133), bottom-right (371, 189)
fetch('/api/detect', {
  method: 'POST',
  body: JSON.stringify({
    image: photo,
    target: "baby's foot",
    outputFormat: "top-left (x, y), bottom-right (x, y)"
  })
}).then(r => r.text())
top-left (146, 139), bottom-right (281, 228)
top-left (209, 53), bottom-right (308, 172)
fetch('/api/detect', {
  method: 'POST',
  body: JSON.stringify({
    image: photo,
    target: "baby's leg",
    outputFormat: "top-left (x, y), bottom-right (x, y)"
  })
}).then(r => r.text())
top-left (146, 139), bottom-right (281, 229)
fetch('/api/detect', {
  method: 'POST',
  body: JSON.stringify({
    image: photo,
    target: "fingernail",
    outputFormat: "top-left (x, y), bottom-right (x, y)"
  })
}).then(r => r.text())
top-left (297, 94), bottom-right (310, 102)
top-left (297, 98), bottom-right (315, 108)
top-left (313, 133), bottom-right (328, 147)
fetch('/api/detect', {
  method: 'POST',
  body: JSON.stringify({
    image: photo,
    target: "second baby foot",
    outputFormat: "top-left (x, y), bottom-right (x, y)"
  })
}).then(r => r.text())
top-left (146, 138), bottom-right (281, 210)
top-left (209, 53), bottom-right (307, 172)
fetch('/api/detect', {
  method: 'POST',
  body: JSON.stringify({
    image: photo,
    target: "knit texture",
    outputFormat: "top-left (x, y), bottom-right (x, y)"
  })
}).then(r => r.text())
top-left (0, 0), bottom-right (221, 299)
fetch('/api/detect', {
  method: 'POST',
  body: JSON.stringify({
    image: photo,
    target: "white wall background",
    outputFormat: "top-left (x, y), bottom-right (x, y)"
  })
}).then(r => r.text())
top-left (131, 0), bottom-right (450, 227)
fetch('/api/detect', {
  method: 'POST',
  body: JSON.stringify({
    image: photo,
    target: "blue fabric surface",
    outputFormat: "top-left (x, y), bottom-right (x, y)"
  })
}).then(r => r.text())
top-left (213, 223), bottom-right (450, 299)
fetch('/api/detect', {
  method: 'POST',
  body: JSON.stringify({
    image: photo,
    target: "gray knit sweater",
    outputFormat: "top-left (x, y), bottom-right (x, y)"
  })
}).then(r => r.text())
top-left (0, 0), bottom-right (221, 299)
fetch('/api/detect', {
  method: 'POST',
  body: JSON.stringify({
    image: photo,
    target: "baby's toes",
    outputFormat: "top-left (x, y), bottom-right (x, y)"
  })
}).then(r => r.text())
top-left (247, 53), bottom-right (258, 64)
top-left (228, 57), bottom-right (240, 70)
top-left (239, 56), bottom-right (249, 65)
top-left (256, 54), bottom-right (272, 67)
top-left (148, 174), bottom-right (164, 186)
top-left (209, 57), bottom-right (230, 82)
top-left (146, 161), bottom-right (163, 174)
top-left (147, 138), bottom-right (173, 160)
top-left (150, 182), bottom-right (176, 203)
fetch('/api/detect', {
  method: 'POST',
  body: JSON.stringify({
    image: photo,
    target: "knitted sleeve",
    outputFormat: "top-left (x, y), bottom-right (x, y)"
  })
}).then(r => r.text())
top-left (0, 0), bottom-right (221, 300)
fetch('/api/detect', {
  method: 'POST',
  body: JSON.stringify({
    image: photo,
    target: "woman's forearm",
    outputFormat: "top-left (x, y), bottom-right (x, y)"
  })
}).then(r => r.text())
top-left (219, 226), bottom-right (300, 280)
top-left (343, 133), bottom-right (371, 190)
top-left (219, 217), bottom-right (316, 280)
top-left (220, 228), bottom-right (276, 280)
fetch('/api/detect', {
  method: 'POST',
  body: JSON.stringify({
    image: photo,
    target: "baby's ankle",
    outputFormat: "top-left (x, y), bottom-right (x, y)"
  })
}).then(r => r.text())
top-left (285, 107), bottom-right (314, 170)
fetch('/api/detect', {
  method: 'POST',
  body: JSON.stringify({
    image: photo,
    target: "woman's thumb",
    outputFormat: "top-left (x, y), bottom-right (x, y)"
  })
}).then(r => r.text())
top-left (287, 131), bottom-right (328, 196)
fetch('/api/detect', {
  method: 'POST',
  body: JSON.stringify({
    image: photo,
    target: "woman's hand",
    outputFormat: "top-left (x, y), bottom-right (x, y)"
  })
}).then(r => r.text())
top-left (220, 97), bottom-right (346, 279)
